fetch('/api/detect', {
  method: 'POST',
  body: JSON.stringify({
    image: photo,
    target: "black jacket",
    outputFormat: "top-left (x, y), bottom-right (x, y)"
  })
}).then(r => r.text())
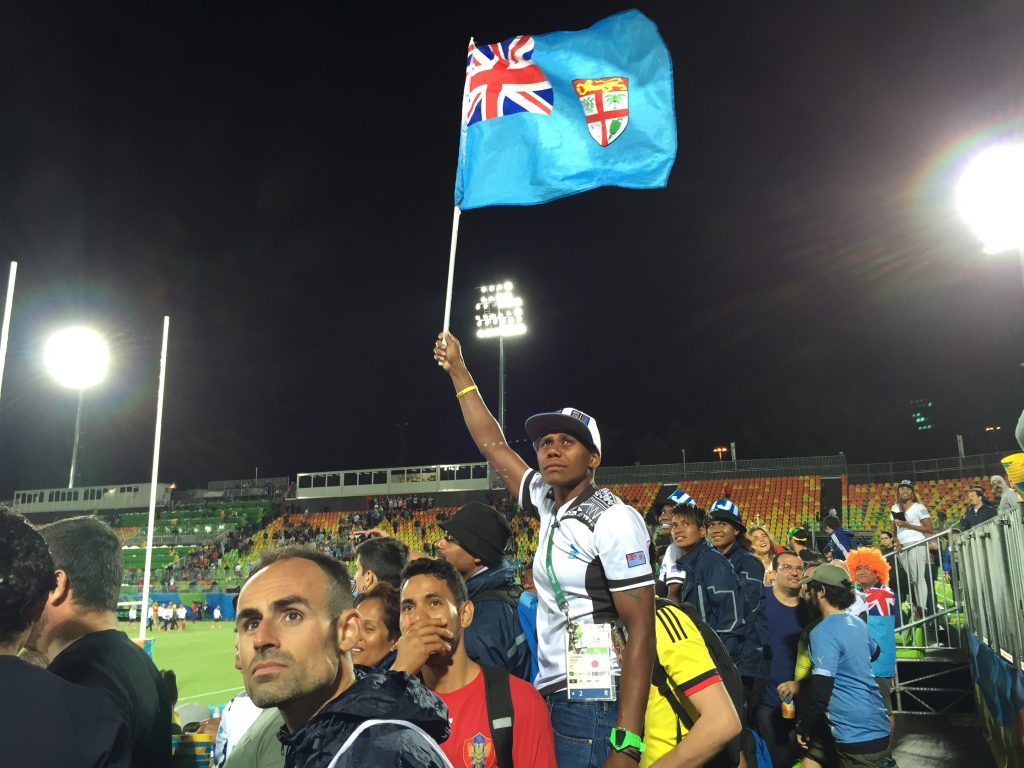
top-left (958, 502), bottom-right (998, 531)
top-left (465, 565), bottom-right (531, 680)
top-left (722, 543), bottom-right (769, 678)
top-left (279, 668), bottom-right (451, 768)
top-left (676, 540), bottom-right (746, 664)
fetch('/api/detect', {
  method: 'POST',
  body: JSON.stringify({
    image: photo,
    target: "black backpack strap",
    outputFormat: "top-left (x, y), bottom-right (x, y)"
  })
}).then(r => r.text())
top-left (473, 584), bottom-right (523, 608)
top-left (651, 656), bottom-right (697, 731)
top-left (473, 586), bottom-right (528, 663)
top-left (482, 664), bottom-right (514, 768)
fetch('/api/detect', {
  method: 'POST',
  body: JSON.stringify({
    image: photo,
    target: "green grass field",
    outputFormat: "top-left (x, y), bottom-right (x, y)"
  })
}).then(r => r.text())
top-left (120, 619), bottom-right (245, 709)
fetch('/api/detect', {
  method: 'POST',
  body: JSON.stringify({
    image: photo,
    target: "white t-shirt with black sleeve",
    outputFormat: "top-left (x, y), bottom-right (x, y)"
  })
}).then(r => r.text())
top-left (891, 501), bottom-right (930, 547)
top-left (519, 469), bottom-right (655, 697)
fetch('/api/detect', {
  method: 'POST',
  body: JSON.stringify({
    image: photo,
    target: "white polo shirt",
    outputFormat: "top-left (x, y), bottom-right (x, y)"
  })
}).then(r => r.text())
top-left (658, 542), bottom-right (685, 585)
top-left (891, 501), bottom-right (930, 546)
top-left (520, 470), bottom-right (655, 696)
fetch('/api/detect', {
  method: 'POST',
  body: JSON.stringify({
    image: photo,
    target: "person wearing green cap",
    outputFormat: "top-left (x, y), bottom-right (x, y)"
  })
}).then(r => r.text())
top-left (794, 564), bottom-right (890, 767)
top-left (787, 527), bottom-right (810, 556)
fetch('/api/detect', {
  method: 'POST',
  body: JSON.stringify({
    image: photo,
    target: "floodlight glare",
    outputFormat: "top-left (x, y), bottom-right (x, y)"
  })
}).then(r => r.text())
top-left (956, 143), bottom-right (1024, 254)
top-left (45, 326), bottom-right (110, 390)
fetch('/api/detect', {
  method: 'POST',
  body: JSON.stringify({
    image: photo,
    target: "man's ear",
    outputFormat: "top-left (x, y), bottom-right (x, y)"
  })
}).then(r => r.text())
top-left (363, 571), bottom-right (379, 592)
top-left (336, 609), bottom-right (364, 654)
top-left (459, 599), bottom-right (475, 630)
top-left (589, 452), bottom-right (602, 471)
top-left (49, 570), bottom-right (71, 607)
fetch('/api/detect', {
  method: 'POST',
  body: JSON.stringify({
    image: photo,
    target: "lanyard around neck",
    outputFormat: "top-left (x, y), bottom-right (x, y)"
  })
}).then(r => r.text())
top-left (544, 513), bottom-right (570, 616)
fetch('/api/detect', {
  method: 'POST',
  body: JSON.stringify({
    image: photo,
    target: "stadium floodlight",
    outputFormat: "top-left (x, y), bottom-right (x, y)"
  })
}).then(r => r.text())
top-left (44, 326), bottom-right (110, 488)
top-left (955, 142), bottom-right (1024, 287)
top-left (474, 281), bottom-right (527, 436)
top-left (713, 446), bottom-right (728, 462)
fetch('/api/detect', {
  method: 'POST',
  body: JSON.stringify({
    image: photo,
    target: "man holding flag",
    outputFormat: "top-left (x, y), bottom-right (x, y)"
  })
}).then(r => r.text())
top-left (431, 13), bottom-right (677, 766)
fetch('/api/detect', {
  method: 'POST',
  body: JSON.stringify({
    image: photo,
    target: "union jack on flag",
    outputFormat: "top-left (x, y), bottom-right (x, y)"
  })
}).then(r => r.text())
top-left (464, 35), bottom-right (554, 126)
top-left (864, 586), bottom-right (896, 616)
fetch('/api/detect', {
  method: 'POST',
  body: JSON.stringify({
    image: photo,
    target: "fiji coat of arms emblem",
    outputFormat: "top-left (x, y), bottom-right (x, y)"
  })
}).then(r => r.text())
top-left (572, 76), bottom-right (629, 146)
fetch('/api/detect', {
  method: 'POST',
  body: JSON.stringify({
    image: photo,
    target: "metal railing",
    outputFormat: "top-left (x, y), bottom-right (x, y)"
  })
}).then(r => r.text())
top-left (956, 505), bottom-right (1024, 672)
top-left (882, 527), bottom-right (972, 714)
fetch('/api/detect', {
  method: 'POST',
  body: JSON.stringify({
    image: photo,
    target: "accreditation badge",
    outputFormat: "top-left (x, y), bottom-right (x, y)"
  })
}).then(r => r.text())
top-left (566, 620), bottom-right (617, 701)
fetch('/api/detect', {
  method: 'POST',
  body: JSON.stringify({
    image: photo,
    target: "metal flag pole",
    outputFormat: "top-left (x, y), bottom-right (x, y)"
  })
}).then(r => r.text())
top-left (441, 38), bottom-right (473, 339)
top-left (139, 316), bottom-right (170, 642)
top-left (0, 261), bottom-right (18, 403)
top-left (441, 206), bottom-right (463, 335)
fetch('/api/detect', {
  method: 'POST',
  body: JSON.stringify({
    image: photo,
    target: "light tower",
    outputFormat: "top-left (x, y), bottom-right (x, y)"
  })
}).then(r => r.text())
top-left (474, 281), bottom-right (527, 436)
top-left (44, 326), bottom-right (110, 488)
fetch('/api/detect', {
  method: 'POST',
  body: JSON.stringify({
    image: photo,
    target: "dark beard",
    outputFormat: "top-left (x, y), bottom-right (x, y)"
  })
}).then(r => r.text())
top-left (805, 589), bottom-right (822, 619)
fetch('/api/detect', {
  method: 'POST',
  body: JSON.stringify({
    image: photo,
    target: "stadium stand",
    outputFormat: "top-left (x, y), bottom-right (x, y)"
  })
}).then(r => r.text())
top-left (655, 476), bottom-right (822, 543)
top-left (843, 477), bottom-right (984, 539)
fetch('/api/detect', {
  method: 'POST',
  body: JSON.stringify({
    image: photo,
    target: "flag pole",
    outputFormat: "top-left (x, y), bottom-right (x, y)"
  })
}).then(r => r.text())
top-left (139, 316), bottom-right (170, 642)
top-left (441, 206), bottom-right (462, 335)
top-left (441, 38), bottom-right (474, 338)
top-left (0, 261), bottom-right (17, 403)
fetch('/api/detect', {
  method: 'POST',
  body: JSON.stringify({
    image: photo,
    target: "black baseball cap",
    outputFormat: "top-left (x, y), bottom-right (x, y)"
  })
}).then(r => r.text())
top-left (525, 407), bottom-right (601, 454)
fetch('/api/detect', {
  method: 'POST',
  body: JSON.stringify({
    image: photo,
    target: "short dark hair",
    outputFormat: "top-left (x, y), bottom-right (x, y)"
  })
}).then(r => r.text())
top-left (354, 582), bottom-right (401, 642)
top-left (809, 581), bottom-right (856, 610)
top-left (670, 504), bottom-right (707, 528)
top-left (41, 516), bottom-right (121, 612)
top-left (823, 514), bottom-right (841, 531)
top-left (356, 537), bottom-right (409, 588)
top-left (253, 545), bottom-right (352, 619)
top-left (879, 531), bottom-right (893, 540)
top-left (772, 548), bottom-right (801, 572)
top-left (0, 509), bottom-right (57, 644)
top-left (799, 549), bottom-right (825, 566)
top-left (400, 557), bottom-right (468, 606)
top-left (969, 486), bottom-right (985, 498)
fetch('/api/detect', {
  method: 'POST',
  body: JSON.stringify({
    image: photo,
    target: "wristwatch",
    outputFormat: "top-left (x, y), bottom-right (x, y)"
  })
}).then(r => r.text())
top-left (609, 727), bottom-right (646, 754)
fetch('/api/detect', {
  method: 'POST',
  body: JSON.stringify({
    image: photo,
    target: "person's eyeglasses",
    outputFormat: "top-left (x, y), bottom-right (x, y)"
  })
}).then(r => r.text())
top-left (441, 534), bottom-right (459, 545)
top-left (777, 564), bottom-right (804, 573)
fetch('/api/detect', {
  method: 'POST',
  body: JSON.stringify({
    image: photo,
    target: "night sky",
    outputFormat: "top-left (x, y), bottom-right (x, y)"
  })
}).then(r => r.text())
top-left (1, 2), bottom-right (1023, 498)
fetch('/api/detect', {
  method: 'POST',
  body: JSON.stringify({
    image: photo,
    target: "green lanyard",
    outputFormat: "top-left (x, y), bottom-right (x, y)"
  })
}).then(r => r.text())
top-left (544, 514), bottom-right (570, 617)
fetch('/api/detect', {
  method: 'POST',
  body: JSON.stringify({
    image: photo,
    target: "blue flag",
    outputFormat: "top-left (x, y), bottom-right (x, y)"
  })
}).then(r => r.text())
top-left (454, 9), bottom-right (677, 211)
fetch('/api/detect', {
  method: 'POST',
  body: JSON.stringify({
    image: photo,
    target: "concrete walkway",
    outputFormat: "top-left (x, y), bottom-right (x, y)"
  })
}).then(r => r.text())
top-left (891, 713), bottom-right (996, 768)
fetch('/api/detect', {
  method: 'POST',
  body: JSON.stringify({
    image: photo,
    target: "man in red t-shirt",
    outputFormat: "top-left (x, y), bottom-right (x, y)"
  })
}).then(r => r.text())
top-left (393, 557), bottom-right (556, 768)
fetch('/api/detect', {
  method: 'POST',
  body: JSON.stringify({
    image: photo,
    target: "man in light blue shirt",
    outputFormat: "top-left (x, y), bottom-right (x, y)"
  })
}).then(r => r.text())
top-left (795, 563), bottom-right (890, 767)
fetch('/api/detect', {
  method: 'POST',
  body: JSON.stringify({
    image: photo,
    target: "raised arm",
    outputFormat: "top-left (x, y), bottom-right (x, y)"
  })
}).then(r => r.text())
top-left (434, 331), bottom-right (529, 493)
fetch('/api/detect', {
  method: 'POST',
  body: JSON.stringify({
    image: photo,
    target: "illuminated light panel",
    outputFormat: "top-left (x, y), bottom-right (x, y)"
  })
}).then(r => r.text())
top-left (44, 327), bottom-right (110, 390)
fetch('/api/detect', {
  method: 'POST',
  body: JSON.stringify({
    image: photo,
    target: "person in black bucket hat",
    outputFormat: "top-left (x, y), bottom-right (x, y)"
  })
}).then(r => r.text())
top-left (434, 331), bottom-right (655, 768)
top-left (435, 502), bottom-right (530, 680)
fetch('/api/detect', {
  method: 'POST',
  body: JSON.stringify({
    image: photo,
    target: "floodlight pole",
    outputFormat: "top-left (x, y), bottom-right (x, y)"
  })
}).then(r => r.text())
top-left (498, 336), bottom-right (505, 436)
top-left (68, 389), bottom-right (85, 489)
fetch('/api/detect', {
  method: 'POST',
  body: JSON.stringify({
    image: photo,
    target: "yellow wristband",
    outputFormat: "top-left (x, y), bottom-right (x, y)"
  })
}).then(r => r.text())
top-left (455, 384), bottom-right (478, 400)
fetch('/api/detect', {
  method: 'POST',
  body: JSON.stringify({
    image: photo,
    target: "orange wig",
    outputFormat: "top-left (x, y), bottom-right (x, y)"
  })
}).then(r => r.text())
top-left (845, 547), bottom-right (890, 586)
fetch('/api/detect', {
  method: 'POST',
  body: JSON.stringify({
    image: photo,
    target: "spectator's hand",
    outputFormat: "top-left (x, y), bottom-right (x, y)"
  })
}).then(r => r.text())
top-left (795, 731), bottom-right (809, 749)
top-left (433, 332), bottom-right (464, 373)
top-left (349, 528), bottom-right (386, 540)
top-left (390, 616), bottom-right (453, 675)
top-left (777, 680), bottom-right (799, 699)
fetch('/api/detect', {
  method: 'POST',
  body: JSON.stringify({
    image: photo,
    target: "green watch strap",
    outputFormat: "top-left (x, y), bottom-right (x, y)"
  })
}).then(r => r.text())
top-left (609, 727), bottom-right (646, 753)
